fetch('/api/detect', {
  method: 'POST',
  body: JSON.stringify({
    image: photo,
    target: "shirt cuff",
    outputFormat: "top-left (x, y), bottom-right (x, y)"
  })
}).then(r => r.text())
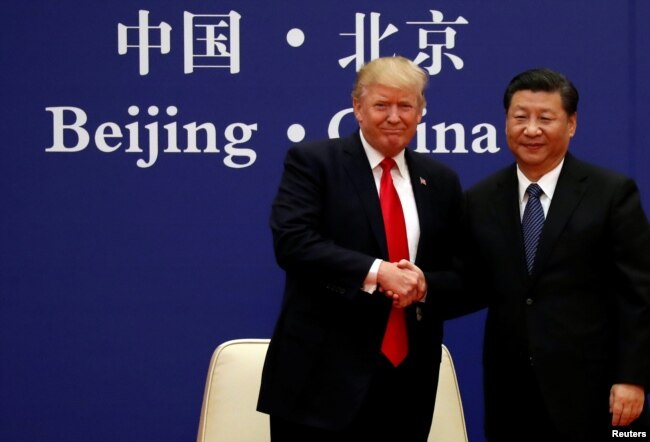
top-left (361, 259), bottom-right (382, 294)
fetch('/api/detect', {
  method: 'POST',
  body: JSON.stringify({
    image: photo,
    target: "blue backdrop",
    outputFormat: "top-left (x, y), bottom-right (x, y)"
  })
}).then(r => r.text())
top-left (2, 1), bottom-right (648, 441)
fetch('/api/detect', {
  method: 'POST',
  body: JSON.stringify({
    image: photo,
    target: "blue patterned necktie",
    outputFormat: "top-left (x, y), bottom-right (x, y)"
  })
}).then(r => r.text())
top-left (522, 183), bottom-right (545, 274)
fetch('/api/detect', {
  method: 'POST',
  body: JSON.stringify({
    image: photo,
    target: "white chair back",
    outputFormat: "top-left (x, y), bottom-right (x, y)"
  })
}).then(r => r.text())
top-left (196, 339), bottom-right (468, 442)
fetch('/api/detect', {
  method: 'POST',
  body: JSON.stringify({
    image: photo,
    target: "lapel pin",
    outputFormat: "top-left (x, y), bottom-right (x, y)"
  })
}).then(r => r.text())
top-left (419, 177), bottom-right (427, 186)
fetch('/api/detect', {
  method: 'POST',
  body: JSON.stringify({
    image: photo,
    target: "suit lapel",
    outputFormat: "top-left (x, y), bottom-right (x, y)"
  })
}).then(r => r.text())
top-left (494, 166), bottom-right (530, 276)
top-left (533, 154), bottom-right (588, 277)
top-left (341, 133), bottom-right (388, 258)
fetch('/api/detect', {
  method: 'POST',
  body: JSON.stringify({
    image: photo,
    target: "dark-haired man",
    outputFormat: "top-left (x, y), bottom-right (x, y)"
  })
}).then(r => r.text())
top-left (464, 68), bottom-right (650, 441)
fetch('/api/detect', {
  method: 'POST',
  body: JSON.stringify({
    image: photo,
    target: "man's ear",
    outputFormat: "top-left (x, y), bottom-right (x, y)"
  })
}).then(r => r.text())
top-left (352, 98), bottom-right (361, 122)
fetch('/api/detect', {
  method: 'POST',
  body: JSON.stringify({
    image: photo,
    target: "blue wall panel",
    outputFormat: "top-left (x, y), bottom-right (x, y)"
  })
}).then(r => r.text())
top-left (1, 1), bottom-right (648, 440)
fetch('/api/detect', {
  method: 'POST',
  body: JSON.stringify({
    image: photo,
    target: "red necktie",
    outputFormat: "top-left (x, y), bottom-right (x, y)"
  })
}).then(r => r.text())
top-left (379, 158), bottom-right (409, 367)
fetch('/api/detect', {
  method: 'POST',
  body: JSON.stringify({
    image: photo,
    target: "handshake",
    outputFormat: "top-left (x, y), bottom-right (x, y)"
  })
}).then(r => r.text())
top-left (377, 259), bottom-right (427, 308)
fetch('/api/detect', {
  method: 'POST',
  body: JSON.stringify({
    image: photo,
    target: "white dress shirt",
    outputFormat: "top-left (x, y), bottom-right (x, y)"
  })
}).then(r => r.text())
top-left (516, 158), bottom-right (565, 220)
top-left (359, 131), bottom-right (420, 293)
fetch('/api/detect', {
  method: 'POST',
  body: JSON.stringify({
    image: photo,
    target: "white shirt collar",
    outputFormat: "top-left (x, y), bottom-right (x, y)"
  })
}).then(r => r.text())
top-left (359, 130), bottom-right (408, 178)
top-left (517, 158), bottom-right (564, 204)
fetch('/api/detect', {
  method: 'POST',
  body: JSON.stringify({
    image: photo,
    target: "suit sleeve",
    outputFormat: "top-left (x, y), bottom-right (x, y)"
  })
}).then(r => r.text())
top-left (419, 168), bottom-right (479, 319)
top-left (270, 145), bottom-right (376, 298)
top-left (611, 178), bottom-right (650, 388)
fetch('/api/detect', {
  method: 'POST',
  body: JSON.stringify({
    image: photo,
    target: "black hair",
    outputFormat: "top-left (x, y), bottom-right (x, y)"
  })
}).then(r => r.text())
top-left (503, 68), bottom-right (579, 115)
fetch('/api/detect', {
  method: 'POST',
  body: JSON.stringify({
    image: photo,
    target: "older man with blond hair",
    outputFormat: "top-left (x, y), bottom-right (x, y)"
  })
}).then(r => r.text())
top-left (257, 56), bottom-right (464, 441)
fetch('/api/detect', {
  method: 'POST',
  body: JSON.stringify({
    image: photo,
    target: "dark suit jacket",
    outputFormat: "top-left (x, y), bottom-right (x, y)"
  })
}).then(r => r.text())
top-left (464, 153), bottom-right (650, 438)
top-left (257, 132), bottom-right (463, 430)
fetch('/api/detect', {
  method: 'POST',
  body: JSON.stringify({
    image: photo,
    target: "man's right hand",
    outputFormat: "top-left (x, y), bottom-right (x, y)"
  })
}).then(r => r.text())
top-left (377, 260), bottom-right (426, 307)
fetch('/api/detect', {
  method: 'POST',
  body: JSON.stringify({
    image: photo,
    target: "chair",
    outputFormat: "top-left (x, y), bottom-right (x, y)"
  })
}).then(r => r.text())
top-left (197, 339), bottom-right (271, 442)
top-left (196, 339), bottom-right (467, 442)
top-left (430, 344), bottom-right (469, 442)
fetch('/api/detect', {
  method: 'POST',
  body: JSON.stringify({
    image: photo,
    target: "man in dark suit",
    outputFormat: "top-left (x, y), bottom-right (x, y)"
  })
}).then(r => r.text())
top-left (257, 56), bottom-right (463, 441)
top-left (464, 68), bottom-right (650, 441)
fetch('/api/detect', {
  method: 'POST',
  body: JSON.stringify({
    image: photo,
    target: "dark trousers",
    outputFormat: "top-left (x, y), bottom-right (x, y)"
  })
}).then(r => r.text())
top-left (270, 355), bottom-right (436, 442)
top-left (485, 362), bottom-right (621, 442)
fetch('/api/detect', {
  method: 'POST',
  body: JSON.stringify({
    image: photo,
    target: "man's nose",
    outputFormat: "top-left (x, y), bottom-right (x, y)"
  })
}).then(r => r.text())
top-left (387, 105), bottom-right (400, 122)
top-left (524, 120), bottom-right (541, 135)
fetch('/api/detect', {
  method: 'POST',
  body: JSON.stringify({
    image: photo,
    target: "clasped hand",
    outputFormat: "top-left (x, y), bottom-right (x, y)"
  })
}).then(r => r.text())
top-left (377, 259), bottom-right (427, 308)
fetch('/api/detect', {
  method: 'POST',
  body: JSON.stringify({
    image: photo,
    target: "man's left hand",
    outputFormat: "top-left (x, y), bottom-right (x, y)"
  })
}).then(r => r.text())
top-left (610, 383), bottom-right (645, 426)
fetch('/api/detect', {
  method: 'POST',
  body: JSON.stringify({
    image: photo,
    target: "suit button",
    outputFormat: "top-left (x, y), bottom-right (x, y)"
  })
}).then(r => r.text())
top-left (526, 298), bottom-right (533, 305)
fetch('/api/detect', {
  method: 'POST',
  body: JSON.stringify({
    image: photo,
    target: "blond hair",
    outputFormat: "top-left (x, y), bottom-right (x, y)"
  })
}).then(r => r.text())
top-left (351, 56), bottom-right (428, 110)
